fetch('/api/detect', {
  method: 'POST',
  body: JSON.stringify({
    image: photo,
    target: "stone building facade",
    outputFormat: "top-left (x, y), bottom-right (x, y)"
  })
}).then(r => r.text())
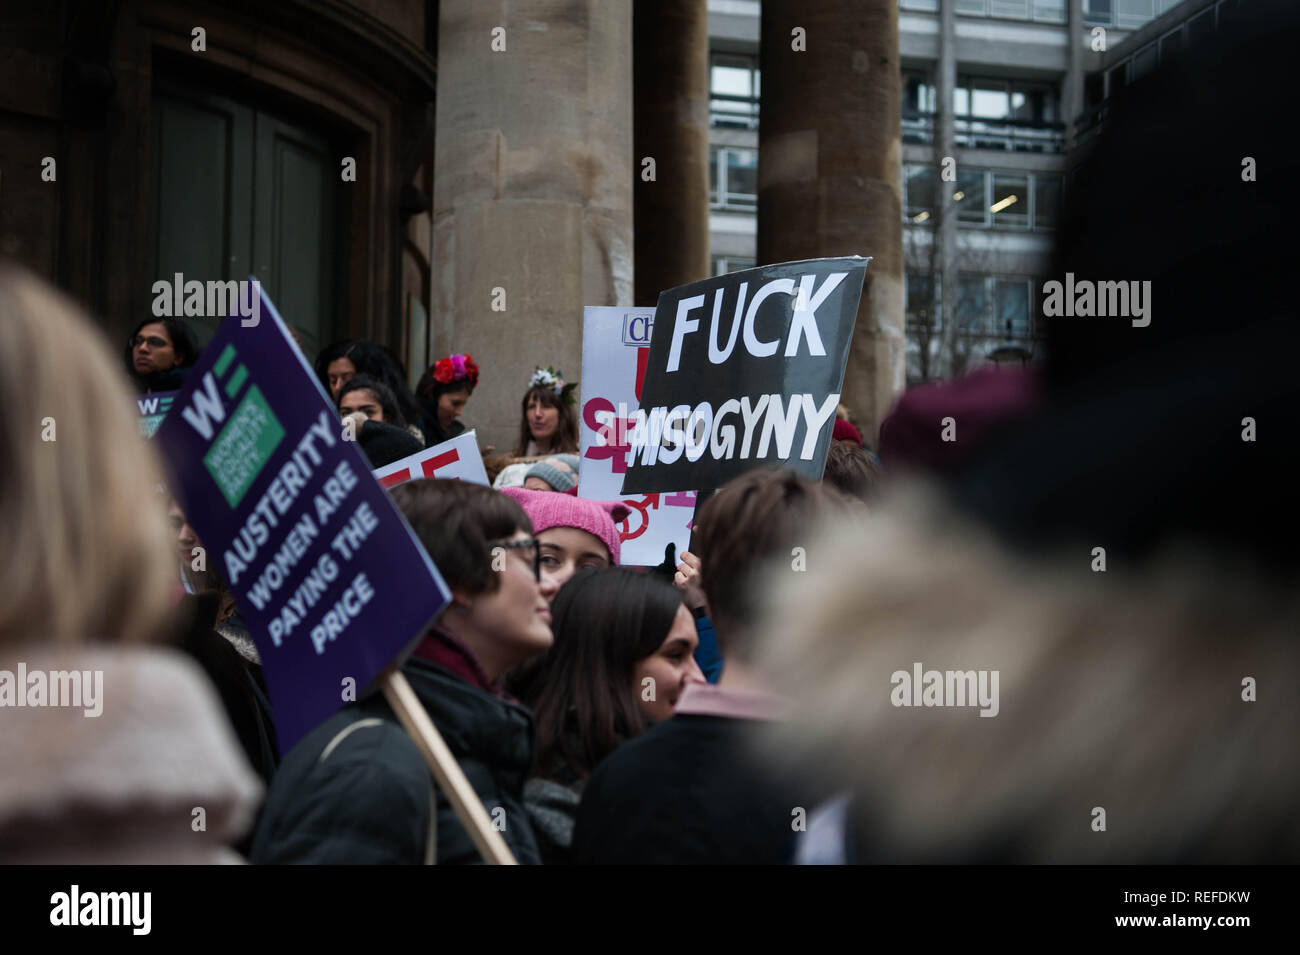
top-left (1, 0), bottom-right (906, 448)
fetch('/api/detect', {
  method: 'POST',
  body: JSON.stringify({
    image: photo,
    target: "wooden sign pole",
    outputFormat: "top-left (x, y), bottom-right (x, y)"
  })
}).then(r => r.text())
top-left (381, 668), bottom-right (517, 865)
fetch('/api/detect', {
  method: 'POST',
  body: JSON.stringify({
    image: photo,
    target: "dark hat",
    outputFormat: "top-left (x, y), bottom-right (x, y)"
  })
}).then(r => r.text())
top-left (357, 419), bottom-right (423, 469)
top-left (832, 419), bottom-right (863, 446)
top-left (878, 365), bottom-right (1039, 476)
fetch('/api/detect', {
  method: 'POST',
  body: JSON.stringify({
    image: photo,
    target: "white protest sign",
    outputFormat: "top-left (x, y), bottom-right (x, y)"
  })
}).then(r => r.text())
top-left (373, 430), bottom-right (489, 489)
top-left (579, 307), bottom-right (696, 567)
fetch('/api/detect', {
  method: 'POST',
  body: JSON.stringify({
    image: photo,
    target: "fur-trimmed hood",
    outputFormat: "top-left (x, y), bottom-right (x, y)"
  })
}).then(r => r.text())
top-left (0, 644), bottom-right (263, 863)
top-left (753, 487), bottom-right (1300, 863)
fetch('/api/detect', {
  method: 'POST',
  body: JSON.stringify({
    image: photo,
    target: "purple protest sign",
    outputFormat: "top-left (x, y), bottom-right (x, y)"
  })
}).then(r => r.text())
top-left (135, 389), bottom-right (179, 438)
top-left (156, 286), bottom-right (450, 752)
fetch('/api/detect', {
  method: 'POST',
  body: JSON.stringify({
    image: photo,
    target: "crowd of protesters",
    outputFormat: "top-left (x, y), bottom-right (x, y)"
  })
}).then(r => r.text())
top-left (2, 4), bottom-right (1298, 866)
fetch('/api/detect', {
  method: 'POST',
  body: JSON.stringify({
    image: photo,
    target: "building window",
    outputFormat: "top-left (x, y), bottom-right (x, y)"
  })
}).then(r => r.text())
top-left (904, 163), bottom-right (936, 222)
top-left (954, 76), bottom-right (1063, 152)
top-left (955, 166), bottom-right (987, 225)
top-left (1085, 0), bottom-right (1114, 26)
top-left (1034, 174), bottom-right (1062, 230)
top-left (710, 52), bottom-right (760, 129)
top-left (906, 272), bottom-right (939, 329)
top-left (956, 273), bottom-right (988, 333)
top-left (712, 256), bottom-right (755, 276)
top-left (903, 72), bottom-right (936, 117)
top-left (994, 278), bottom-right (1032, 338)
top-left (907, 165), bottom-right (1061, 232)
top-left (902, 70), bottom-right (936, 145)
top-left (710, 146), bottom-right (757, 209)
top-left (1117, 0), bottom-right (1155, 30)
top-left (991, 172), bottom-right (1029, 228)
top-left (969, 81), bottom-right (1012, 120)
top-left (900, 0), bottom-right (940, 11)
top-left (1032, 0), bottom-right (1067, 22)
top-left (989, 1), bottom-right (1031, 23)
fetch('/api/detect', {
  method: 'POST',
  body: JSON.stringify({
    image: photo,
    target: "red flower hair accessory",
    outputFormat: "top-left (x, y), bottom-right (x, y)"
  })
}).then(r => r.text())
top-left (433, 353), bottom-right (479, 389)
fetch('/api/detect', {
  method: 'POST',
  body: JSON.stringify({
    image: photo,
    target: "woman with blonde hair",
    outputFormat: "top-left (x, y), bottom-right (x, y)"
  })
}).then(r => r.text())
top-left (0, 264), bottom-right (260, 863)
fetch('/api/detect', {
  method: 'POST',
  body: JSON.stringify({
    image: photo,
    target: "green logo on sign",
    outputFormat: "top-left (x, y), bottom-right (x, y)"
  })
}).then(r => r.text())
top-left (203, 384), bottom-right (285, 507)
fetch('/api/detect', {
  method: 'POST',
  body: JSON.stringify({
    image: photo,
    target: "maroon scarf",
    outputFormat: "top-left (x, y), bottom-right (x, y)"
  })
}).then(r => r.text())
top-left (412, 625), bottom-right (505, 698)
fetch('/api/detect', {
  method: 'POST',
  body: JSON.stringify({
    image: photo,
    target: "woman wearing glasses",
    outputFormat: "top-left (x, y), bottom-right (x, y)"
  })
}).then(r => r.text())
top-left (123, 317), bottom-right (200, 393)
top-left (252, 480), bottom-right (557, 865)
top-left (499, 486), bottom-right (628, 597)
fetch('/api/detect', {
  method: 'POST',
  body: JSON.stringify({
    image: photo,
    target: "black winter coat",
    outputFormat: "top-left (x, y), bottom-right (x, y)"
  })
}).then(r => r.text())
top-left (175, 593), bottom-right (279, 784)
top-left (250, 657), bottom-right (542, 864)
top-left (175, 592), bottom-right (279, 858)
top-left (571, 714), bottom-right (819, 865)
top-left (417, 396), bottom-right (466, 449)
top-left (133, 364), bottom-right (192, 394)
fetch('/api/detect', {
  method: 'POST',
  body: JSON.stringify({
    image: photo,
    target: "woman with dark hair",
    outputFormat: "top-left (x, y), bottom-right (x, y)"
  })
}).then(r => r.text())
top-left (123, 317), bottom-right (200, 393)
top-left (337, 374), bottom-right (407, 429)
top-left (314, 338), bottom-right (357, 398)
top-left (415, 352), bottom-right (479, 446)
top-left (315, 339), bottom-right (426, 441)
top-left (514, 567), bottom-right (704, 862)
top-left (337, 375), bottom-right (427, 466)
top-left (512, 366), bottom-right (579, 457)
top-left (252, 480), bottom-right (556, 864)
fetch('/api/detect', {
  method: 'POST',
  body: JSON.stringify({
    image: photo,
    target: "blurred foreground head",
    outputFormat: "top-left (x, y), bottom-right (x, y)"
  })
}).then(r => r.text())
top-left (0, 264), bottom-right (176, 647)
top-left (754, 3), bottom-right (1300, 863)
top-left (0, 265), bottom-right (261, 862)
top-left (953, 0), bottom-right (1300, 570)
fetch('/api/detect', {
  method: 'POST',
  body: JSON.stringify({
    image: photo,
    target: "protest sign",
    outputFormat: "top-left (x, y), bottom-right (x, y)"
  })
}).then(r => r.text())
top-left (620, 256), bottom-right (869, 494)
top-left (579, 307), bottom-right (696, 566)
top-left (155, 288), bottom-right (450, 752)
top-left (373, 430), bottom-right (489, 489)
top-left (136, 390), bottom-right (178, 438)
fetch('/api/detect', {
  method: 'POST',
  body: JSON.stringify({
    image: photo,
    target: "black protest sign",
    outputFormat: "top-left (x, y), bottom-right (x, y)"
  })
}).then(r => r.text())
top-left (620, 256), bottom-right (869, 494)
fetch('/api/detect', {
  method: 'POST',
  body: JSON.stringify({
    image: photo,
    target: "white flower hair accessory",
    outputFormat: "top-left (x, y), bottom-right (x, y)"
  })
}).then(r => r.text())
top-left (528, 366), bottom-right (577, 406)
top-left (529, 366), bottom-right (562, 392)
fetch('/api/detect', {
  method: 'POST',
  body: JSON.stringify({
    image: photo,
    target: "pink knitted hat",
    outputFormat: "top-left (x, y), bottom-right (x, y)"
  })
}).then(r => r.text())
top-left (500, 487), bottom-right (630, 565)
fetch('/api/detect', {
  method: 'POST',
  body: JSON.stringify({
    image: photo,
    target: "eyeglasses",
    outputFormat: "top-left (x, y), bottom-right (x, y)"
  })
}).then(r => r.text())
top-left (492, 536), bottom-right (541, 582)
top-left (132, 335), bottom-right (170, 349)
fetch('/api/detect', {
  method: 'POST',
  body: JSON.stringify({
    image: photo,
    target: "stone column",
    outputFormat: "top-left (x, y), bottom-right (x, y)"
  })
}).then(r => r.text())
top-left (633, 0), bottom-right (710, 306)
top-left (757, 0), bottom-right (904, 444)
top-left (432, 0), bottom-right (635, 451)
